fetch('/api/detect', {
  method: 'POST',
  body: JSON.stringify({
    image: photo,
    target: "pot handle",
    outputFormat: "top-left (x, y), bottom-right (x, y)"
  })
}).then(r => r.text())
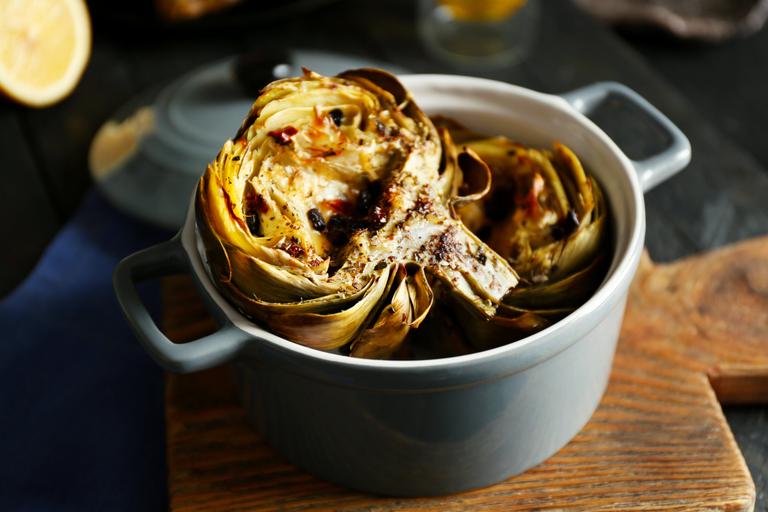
top-left (113, 235), bottom-right (248, 373)
top-left (560, 82), bottom-right (691, 192)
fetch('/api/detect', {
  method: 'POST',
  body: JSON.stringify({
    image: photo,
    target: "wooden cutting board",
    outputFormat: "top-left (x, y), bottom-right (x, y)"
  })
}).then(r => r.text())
top-left (162, 237), bottom-right (768, 511)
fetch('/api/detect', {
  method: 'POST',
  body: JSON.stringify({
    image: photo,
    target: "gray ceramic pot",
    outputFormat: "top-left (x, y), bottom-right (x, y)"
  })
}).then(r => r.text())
top-left (114, 76), bottom-right (690, 496)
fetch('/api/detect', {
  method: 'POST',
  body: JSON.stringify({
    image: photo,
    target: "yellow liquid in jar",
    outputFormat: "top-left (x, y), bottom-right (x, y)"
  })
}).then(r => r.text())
top-left (437, 0), bottom-right (527, 22)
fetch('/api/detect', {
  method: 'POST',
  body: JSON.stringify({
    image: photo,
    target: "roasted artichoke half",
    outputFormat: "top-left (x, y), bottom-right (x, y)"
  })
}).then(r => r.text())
top-left (196, 69), bottom-right (520, 359)
top-left (433, 117), bottom-right (609, 351)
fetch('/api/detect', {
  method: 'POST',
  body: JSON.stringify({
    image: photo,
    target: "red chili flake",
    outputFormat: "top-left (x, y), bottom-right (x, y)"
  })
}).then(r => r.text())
top-left (367, 183), bottom-right (395, 230)
top-left (243, 187), bottom-right (256, 212)
top-left (242, 186), bottom-right (268, 235)
top-left (369, 204), bottom-right (389, 229)
top-left (413, 196), bottom-right (431, 214)
top-left (323, 198), bottom-right (355, 216)
top-left (523, 173), bottom-right (544, 216)
top-left (222, 187), bottom-right (247, 231)
top-left (245, 188), bottom-right (269, 214)
top-left (287, 245), bottom-right (305, 258)
top-left (256, 195), bottom-right (269, 213)
top-left (268, 126), bottom-right (298, 145)
top-left (308, 256), bottom-right (325, 267)
top-left (281, 237), bottom-right (306, 259)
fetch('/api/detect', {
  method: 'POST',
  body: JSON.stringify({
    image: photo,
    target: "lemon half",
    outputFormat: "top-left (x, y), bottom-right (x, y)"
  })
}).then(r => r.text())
top-left (0, 0), bottom-right (91, 107)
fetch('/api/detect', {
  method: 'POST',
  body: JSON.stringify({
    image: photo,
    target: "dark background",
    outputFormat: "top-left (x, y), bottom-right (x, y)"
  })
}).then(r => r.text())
top-left (1, 0), bottom-right (766, 509)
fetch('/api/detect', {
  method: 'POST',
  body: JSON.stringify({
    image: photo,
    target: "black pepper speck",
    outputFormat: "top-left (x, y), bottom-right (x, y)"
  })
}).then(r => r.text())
top-left (307, 208), bottom-right (326, 231)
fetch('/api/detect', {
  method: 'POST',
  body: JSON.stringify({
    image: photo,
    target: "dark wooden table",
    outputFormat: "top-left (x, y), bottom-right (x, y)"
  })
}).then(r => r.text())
top-left (1, 0), bottom-right (765, 509)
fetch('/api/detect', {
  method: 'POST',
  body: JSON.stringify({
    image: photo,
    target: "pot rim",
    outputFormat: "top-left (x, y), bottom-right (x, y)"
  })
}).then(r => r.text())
top-left (182, 74), bottom-right (646, 375)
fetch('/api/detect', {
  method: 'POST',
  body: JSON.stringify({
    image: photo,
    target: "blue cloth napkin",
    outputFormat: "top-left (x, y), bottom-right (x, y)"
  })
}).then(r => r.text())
top-left (0, 190), bottom-right (172, 511)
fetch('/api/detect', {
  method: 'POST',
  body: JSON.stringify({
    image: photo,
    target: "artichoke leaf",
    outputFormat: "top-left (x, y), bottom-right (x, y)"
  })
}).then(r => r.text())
top-left (411, 302), bottom-right (474, 358)
top-left (503, 251), bottom-right (609, 309)
top-left (478, 312), bottom-right (552, 350)
top-left (551, 143), bottom-right (594, 219)
top-left (429, 222), bottom-right (517, 317)
top-left (448, 292), bottom-right (552, 351)
top-left (435, 127), bottom-right (462, 201)
top-left (259, 264), bottom-right (396, 350)
top-left (224, 246), bottom-right (337, 302)
top-left (498, 302), bottom-right (572, 320)
top-left (219, 266), bottom-right (378, 316)
top-left (406, 264), bottom-right (434, 328)
top-left (548, 179), bottom-right (606, 281)
top-left (431, 115), bottom-right (488, 144)
top-left (350, 264), bottom-right (434, 359)
top-left (525, 148), bottom-right (571, 219)
top-left (452, 149), bottom-right (492, 206)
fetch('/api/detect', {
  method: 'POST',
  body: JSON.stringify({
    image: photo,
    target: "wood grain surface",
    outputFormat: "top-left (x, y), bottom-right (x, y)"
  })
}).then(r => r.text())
top-left (0, 0), bottom-right (766, 508)
top-left (163, 236), bottom-right (768, 511)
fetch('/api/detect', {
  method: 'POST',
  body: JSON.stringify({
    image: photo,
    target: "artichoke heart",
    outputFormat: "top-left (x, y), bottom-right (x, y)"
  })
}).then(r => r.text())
top-left (196, 69), bottom-right (519, 358)
top-left (436, 117), bottom-right (610, 351)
